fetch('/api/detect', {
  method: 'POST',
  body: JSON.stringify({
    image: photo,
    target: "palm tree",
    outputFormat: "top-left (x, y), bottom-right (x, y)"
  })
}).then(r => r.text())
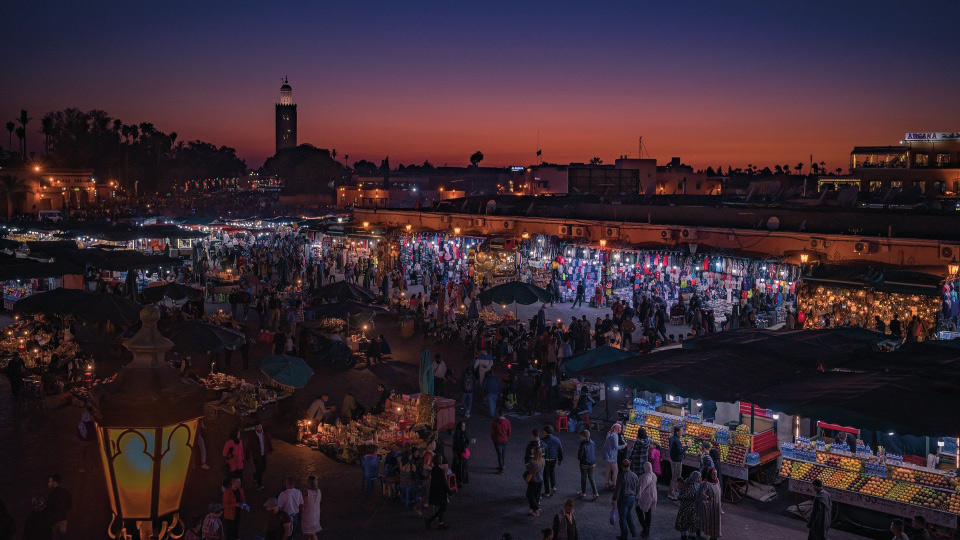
top-left (15, 110), bottom-right (32, 158)
top-left (0, 174), bottom-right (33, 218)
top-left (15, 127), bottom-right (25, 159)
top-left (469, 151), bottom-right (484, 167)
top-left (589, 157), bottom-right (603, 165)
top-left (795, 163), bottom-right (803, 175)
top-left (774, 164), bottom-right (783, 174)
top-left (5, 121), bottom-right (14, 153)
top-left (836, 167), bottom-right (843, 176)
top-left (40, 116), bottom-right (53, 155)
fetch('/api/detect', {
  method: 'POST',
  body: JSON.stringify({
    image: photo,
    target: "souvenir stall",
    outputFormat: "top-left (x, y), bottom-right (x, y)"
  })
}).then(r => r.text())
top-left (3, 277), bottom-right (67, 310)
top-left (472, 237), bottom-right (520, 285)
top-left (395, 232), bottom-right (478, 285)
top-left (299, 392), bottom-right (454, 465)
top-left (797, 267), bottom-right (942, 332)
top-left (212, 380), bottom-right (292, 420)
top-left (519, 234), bottom-right (560, 288)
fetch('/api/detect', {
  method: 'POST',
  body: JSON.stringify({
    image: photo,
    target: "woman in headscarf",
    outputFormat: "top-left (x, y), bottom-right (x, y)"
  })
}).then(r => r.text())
top-left (635, 461), bottom-right (658, 537)
top-left (674, 471), bottom-right (700, 539)
top-left (222, 428), bottom-right (244, 479)
top-left (698, 468), bottom-right (722, 540)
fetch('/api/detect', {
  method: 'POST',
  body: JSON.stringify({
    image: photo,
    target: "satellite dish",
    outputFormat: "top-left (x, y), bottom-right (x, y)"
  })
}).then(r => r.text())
top-left (486, 200), bottom-right (497, 214)
top-left (766, 216), bottom-right (780, 231)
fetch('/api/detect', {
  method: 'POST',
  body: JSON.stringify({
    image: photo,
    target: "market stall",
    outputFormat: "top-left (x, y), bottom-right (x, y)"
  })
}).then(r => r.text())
top-left (299, 392), bottom-right (454, 464)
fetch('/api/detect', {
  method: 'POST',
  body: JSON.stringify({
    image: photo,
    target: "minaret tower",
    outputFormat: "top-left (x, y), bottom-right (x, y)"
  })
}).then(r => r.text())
top-left (275, 77), bottom-right (297, 154)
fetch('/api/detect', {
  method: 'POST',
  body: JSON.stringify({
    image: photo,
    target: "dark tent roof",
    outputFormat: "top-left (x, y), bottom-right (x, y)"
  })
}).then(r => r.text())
top-left (0, 260), bottom-right (84, 280)
top-left (576, 330), bottom-right (960, 437)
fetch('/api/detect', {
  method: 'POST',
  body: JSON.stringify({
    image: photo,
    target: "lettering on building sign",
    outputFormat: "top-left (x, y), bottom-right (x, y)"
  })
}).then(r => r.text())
top-left (904, 132), bottom-right (960, 142)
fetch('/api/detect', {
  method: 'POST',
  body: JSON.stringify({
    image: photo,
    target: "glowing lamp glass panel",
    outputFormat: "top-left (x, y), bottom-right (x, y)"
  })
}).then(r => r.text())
top-left (108, 428), bottom-right (157, 519)
top-left (158, 420), bottom-right (198, 515)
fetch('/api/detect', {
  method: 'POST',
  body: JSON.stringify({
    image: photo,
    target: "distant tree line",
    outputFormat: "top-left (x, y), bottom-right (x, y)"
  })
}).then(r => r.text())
top-left (14, 108), bottom-right (247, 195)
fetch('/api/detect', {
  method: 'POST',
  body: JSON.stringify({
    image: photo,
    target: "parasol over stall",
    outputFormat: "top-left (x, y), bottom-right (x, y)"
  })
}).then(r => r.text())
top-left (140, 282), bottom-right (205, 304)
top-left (313, 280), bottom-right (377, 303)
top-left (477, 280), bottom-right (552, 324)
top-left (261, 354), bottom-right (314, 389)
top-left (162, 321), bottom-right (245, 354)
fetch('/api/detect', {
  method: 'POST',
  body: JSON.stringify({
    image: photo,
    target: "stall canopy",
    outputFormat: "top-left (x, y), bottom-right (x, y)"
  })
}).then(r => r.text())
top-left (140, 282), bottom-right (205, 303)
top-left (305, 300), bottom-right (388, 320)
top-left (576, 328), bottom-right (960, 437)
top-left (478, 281), bottom-right (552, 306)
top-left (0, 259), bottom-right (84, 280)
top-left (561, 344), bottom-right (637, 373)
top-left (14, 288), bottom-right (142, 326)
top-left (163, 321), bottom-right (245, 354)
top-left (803, 264), bottom-right (942, 295)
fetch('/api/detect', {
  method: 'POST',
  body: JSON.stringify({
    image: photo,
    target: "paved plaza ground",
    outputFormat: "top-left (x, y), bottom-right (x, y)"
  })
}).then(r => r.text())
top-left (0, 285), bottom-right (887, 540)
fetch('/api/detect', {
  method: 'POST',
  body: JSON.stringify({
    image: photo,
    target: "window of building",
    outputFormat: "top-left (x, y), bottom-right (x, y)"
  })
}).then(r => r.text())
top-left (914, 153), bottom-right (929, 167)
top-left (936, 153), bottom-right (952, 166)
top-left (695, 183), bottom-right (701, 190)
top-left (890, 180), bottom-right (902, 188)
top-left (915, 181), bottom-right (926, 194)
top-left (868, 180), bottom-right (882, 192)
top-left (932, 180), bottom-right (945, 195)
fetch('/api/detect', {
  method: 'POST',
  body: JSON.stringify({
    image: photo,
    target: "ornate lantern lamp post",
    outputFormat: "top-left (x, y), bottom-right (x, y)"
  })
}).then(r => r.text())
top-left (90, 306), bottom-right (205, 540)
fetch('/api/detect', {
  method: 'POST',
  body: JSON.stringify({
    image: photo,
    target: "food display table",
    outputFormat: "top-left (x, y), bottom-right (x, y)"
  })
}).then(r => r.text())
top-left (623, 409), bottom-right (780, 503)
top-left (779, 440), bottom-right (960, 531)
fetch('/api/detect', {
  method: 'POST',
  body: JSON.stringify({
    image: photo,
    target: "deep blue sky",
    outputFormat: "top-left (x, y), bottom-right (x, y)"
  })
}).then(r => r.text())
top-left (3, 1), bottom-right (959, 170)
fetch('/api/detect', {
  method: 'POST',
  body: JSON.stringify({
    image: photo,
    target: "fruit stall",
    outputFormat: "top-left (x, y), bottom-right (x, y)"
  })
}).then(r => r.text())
top-left (778, 436), bottom-right (960, 531)
top-left (623, 403), bottom-right (780, 503)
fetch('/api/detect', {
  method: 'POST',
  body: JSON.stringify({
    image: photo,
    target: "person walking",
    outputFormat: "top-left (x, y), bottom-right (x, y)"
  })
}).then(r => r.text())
top-left (635, 462), bottom-right (658, 537)
top-left (301, 476), bottom-right (322, 540)
top-left (551, 499), bottom-right (578, 540)
top-left (277, 476), bottom-right (303, 540)
top-left (697, 442), bottom-right (715, 478)
top-left (490, 410), bottom-right (512, 474)
top-left (432, 354), bottom-right (447, 396)
top-left (603, 424), bottom-right (627, 490)
top-left (46, 475), bottom-right (71, 540)
top-left (807, 479), bottom-right (831, 540)
top-left (572, 280), bottom-right (585, 309)
top-left (675, 472), bottom-right (701, 539)
top-left (424, 454), bottom-right (451, 530)
top-left (223, 429), bottom-right (245, 479)
top-left (460, 365), bottom-right (475, 418)
top-left (525, 447), bottom-right (545, 516)
top-left (246, 422), bottom-right (274, 491)
top-left (576, 429), bottom-right (599, 500)
top-left (482, 371), bottom-right (501, 418)
top-left (525, 429), bottom-right (544, 463)
top-left (541, 425), bottom-right (564, 497)
top-left (611, 459), bottom-right (639, 540)
top-left (221, 477), bottom-right (246, 540)
top-left (698, 468), bottom-right (723, 540)
top-left (452, 421), bottom-right (471, 486)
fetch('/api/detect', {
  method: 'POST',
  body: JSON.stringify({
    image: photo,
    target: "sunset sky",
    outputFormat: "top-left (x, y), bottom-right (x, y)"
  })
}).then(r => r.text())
top-left (3, 1), bottom-right (959, 171)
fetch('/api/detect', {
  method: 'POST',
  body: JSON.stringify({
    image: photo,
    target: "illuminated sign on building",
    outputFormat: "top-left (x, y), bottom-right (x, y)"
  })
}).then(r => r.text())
top-left (904, 132), bottom-right (960, 142)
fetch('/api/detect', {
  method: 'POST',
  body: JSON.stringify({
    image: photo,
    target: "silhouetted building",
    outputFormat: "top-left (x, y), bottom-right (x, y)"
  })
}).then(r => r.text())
top-left (851, 132), bottom-right (960, 196)
top-left (275, 77), bottom-right (297, 154)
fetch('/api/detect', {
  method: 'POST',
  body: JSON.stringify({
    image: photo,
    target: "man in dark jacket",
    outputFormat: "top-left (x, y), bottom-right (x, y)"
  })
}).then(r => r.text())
top-left (246, 422), bottom-right (274, 490)
top-left (525, 429), bottom-right (544, 464)
top-left (46, 475), bottom-right (71, 540)
top-left (667, 425), bottom-right (687, 500)
top-left (807, 479), bottom-right (831, 540)
top-left (541, 425), bottom-right (564, 496)
top-left (576, 430), bottom-right (599, 499)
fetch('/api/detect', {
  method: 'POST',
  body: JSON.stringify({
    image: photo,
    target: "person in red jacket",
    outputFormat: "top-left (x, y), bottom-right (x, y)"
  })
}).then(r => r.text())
top-left (490, 409), bottom-right (512, 474)
top-left (245, 422), bottom-right (274, 491)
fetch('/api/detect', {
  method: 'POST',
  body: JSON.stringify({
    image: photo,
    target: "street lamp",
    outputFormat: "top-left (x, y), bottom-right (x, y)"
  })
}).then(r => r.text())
top-left (91, 306), bottom-right (204, 540)
top-left (799, 252), bottom-right (809, 264)
top-left (949, 259), bottom-right (959, 276)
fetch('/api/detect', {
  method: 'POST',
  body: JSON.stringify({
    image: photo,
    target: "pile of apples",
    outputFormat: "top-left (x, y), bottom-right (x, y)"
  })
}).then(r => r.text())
top-left (946, 493), bottom-right (960, 514)
top-left (789, 461), bottom-right (815, 480)
top-left (849, 475), bottom-right (870, 492)
top-left (724, 445), bottom-right (746, 466)
top-left (823, 469), bottom-right (857, 490)
top-left (911, 486), bottom-right (949, 509)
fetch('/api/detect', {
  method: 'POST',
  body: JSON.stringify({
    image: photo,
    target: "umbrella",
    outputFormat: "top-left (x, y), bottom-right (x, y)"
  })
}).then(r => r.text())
top-left (140, 282), bottom-right (204, 303)
top-left (261, 354), bottom-right (314, 389)
top-left (561, 344), bottom-right (637, 374)
top-left (313, 280), bottom-right (377, 303)
top-left (309, 333), bottom-right (354, 367)
top-left (478, 281), bottom-right (551, 306)
top-left (419, 348), bottom-right (434, 395)
top-left (14, 288), bottom-right (142, 327)
top-left (163, 321), bottom-right (245, 354)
